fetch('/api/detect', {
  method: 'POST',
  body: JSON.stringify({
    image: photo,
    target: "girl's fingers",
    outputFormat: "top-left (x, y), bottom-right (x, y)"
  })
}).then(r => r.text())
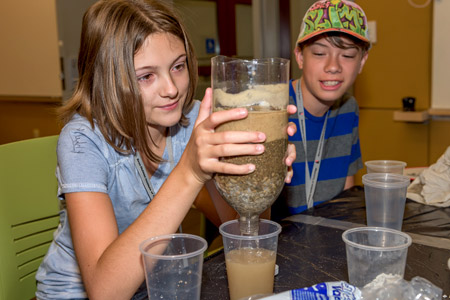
top-left (193, 100), bottom-right (299, 178)
top-left (209, 143), bottom-right (265, 159)
top-left (204, 130), bottom-right (266, 146)
top-left (201, 107), bottom-right (249, 132)
top-left (202, 161), bottom-right (256, 175)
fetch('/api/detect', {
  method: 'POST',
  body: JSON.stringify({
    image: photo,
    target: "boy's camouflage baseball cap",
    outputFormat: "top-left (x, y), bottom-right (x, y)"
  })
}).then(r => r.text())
top-left (296, 0), bottom-right (369, 45)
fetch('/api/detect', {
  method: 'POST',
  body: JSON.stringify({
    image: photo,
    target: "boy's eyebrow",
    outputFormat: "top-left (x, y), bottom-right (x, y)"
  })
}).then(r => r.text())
top-left (310, 41), bottom-right (328, 47)
top-left (310, 40), bottom-right (359, 50)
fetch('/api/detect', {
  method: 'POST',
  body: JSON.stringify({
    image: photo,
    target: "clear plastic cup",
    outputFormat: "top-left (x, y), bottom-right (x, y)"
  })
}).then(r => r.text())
top-left (139, 233), bottom-right (207, 300)
top-left (219, 219), bottom-right (281, 300)
top-left (362, 173), bottom-right (410, 231)
top-left (365, 160), bottom-right (407, 174)
top-left (342, 227), bottom-right (412, 288)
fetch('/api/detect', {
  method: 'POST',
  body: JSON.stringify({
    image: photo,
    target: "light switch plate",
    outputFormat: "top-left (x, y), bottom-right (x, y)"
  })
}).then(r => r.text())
top-left (368, 20), bottom-right (377, 44)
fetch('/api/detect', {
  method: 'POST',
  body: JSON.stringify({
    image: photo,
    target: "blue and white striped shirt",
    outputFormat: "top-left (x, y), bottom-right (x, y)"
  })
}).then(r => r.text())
top-left (273, 80), bottom-right (363, 217)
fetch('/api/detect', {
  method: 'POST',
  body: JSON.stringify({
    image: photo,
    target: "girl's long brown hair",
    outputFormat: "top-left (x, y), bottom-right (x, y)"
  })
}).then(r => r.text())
top-left (58, 0), bottom-right (198, 163)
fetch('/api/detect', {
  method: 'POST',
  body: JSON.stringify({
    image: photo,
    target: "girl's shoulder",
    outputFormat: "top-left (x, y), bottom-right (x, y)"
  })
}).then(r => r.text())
top-left (57, 114), bottom-right (115, 158)
top-left (59, 115), bottom-right (104, 143)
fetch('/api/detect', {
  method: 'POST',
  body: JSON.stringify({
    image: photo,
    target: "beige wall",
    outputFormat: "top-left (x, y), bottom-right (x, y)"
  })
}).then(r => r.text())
top-left (0, 0), bottom-right (62, 144)
top-left (0, 0), bottom-right (61, 97)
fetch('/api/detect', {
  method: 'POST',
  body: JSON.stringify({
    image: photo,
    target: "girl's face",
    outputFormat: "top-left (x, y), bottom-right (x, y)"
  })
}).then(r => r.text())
top-left (134, 33), bottom-right (189, 130)
top-left (295, 35), bottom-right (368, 107)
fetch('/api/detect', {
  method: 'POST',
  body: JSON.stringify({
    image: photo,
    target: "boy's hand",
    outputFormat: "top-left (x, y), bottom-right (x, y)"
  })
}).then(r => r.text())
top-left (285, 104), bottom-right (298, 183)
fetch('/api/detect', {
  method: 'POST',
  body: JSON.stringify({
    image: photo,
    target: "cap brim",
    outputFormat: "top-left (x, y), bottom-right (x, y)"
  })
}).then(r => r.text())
top-left (297, 28), bottom-right (369, 45)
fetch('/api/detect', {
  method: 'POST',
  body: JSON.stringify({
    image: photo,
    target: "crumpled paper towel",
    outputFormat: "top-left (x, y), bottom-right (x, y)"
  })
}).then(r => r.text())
top-left (407, 146), bottom-right (450, 207)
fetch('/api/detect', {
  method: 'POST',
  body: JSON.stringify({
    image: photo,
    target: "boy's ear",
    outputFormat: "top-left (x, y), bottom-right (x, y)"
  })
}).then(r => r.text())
top-left (294, 47), bottom-right (304, 70)
top-left (358, 51), bottom-right (369, 74)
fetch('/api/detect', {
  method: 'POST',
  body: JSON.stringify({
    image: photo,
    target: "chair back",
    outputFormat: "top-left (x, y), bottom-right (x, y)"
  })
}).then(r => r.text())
top-left (0, 136), bottom-right (60, 300)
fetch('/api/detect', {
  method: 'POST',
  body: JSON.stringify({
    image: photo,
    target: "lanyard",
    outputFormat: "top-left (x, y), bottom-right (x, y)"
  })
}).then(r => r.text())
top-left (296, 80), bottom-right (329, 209)
top-left (134, 131), bottom-right (175, 200)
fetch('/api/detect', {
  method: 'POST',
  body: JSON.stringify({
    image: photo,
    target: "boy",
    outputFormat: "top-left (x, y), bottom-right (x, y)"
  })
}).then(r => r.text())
top-left (273, 0), bottom-right (370, 220)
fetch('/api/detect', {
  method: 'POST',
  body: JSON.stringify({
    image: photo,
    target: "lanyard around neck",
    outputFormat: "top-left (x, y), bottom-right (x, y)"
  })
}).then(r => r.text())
top-left (134, 132), bottom-right (175, 200)
top-left (296, 80), bottom-right (329, 209)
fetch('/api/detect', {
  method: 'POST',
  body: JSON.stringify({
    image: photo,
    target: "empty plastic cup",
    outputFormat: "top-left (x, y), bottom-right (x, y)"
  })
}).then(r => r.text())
top-left (362, 173), bottom-right (410, 230)
top-left (139, 233), bottom-right (207, 300)
top-left (342, 227), bottom-right (412, 288)
top-left (219, 219), bottom-right (281, 300)
top-left (365, 160), bottom-right (407, 174)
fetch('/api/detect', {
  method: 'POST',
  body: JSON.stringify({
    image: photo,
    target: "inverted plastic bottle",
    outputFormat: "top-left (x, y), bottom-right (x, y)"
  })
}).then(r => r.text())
top-left (211, 55), bottom-right (290, 235)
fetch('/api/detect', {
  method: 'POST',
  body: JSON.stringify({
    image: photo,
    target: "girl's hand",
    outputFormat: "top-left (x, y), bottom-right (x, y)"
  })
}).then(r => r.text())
top-left (181, 88), bottom-right (266, 184)
top-left (285, 104), bottom-right (297, 183)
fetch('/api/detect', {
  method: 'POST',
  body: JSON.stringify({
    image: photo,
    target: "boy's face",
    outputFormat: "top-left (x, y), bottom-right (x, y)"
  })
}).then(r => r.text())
top-left (295, 35), bottom-right (368, 105)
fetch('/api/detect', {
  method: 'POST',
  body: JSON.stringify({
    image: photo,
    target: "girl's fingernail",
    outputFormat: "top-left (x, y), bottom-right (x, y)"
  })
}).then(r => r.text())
top-left (256, 145), bottom-right (264, 152)
top-left (248, 164), bottom-right (255, 172)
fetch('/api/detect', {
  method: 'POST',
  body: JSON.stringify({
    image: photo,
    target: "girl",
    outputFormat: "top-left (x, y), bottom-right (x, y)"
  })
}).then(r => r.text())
top-left (36, 0), bottom-right (296, 299)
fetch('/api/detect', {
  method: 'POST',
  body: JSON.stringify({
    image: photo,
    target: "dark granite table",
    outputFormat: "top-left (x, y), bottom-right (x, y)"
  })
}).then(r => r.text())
top-left (201, 187), bottom-right (450, 299)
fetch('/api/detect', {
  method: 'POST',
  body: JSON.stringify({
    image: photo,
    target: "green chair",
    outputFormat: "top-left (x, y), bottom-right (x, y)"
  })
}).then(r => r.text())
top-left (0, 136), bottom-right (60, 300)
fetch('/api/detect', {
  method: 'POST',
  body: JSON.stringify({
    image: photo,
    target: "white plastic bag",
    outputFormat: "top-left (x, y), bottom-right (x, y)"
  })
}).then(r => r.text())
top-left (407, 146), bottom-right (450, 207)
